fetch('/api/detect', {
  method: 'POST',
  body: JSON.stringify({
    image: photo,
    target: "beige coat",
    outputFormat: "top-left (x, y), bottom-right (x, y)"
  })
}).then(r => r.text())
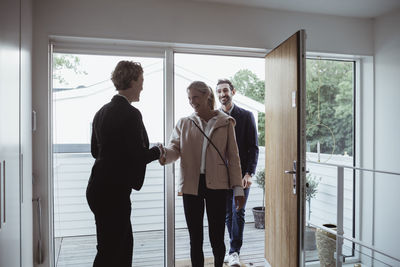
top-left (164, 111), bottom-right (243, 195)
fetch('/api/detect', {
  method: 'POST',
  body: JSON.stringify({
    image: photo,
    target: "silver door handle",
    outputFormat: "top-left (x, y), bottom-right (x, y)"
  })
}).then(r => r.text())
top-left (32, 110), bottom-right (37, 132)
top-left (285, 170), bottom-right (308, 174)
top-left (285, 160), bottom-right (297, 194)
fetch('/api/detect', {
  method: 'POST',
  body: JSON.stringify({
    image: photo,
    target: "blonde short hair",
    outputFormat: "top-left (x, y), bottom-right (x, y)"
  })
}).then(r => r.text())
top-left (187, 81), bottom-right (215, 110)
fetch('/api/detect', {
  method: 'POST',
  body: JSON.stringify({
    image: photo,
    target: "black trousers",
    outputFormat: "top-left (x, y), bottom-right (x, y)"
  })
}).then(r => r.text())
top-left (183, 174), bottom-right (228, 267)
top-left (86, 184), bottom-right (133, 267)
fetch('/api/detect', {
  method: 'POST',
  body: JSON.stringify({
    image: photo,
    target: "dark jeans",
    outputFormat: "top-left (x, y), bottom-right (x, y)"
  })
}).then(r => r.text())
top-left (225, 186), bottom-right (250, 254)
top-left (86, 184), bottom-right (133, 267)
top-left (183, 174), bottom-right (228, 267)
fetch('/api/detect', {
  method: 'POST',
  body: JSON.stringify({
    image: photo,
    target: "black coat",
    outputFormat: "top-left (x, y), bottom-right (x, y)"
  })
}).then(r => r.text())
top-left (230, 104), bottom-right (259, 176)
top-left (88, 95), bottom-right (160, 192)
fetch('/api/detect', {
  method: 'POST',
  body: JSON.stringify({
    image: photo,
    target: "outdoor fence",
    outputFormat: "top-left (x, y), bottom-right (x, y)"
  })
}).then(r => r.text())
top-left (53, 148), bottom-right (353, 238)
top-left (53, 147), bottom-right (266, 237)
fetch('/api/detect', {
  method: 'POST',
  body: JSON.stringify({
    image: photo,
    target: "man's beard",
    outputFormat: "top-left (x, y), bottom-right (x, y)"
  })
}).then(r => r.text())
top-left (220, 96), bottom-right (232, 106)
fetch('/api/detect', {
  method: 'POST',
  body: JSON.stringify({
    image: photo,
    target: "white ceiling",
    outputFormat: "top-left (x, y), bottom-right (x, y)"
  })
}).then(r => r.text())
top-left (190, 0), bottom-right (400, 18)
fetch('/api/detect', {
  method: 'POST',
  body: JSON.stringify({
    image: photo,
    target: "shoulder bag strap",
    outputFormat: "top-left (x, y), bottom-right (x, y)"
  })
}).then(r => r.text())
top-left (190, 119), bottom-right (231, 188)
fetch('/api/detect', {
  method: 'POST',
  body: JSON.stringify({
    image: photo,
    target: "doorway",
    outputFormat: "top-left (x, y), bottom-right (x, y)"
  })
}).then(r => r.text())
top-left (173, 53), bottom-right (266, 266)
top-left (50, 47), bottom-right (268, 266)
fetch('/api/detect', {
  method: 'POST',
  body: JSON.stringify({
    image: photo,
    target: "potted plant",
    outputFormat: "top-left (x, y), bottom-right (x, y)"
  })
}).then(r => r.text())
top-left (305, 173), bottom-right (320, 250)
top-left (306, 174), bottom-right (338, 265)
top-left (306, 173), bottom-right (320, 222)
top-left (252, 169), bottom-right (265, 229)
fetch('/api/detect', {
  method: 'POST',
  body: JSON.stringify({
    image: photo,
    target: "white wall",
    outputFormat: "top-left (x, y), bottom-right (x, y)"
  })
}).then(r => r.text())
top-left (369, 8), bottom-right (400, 266)
top-left (33, 0), bottom-right (373, 54)
top-left (32, 1), bottom-right (375, 266)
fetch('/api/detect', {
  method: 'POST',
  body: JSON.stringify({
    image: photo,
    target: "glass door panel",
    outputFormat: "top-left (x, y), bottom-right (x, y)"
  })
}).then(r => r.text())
top-left (305, 59), bottom-right (355, 263)
top-left (173, 53), bottom-right (265, 266)
top-left (52, 53), bottom-right (164, 266)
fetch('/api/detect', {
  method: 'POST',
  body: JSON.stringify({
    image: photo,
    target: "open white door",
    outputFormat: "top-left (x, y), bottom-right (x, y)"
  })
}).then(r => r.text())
top-left (265, 30), bottom-right (306, 267)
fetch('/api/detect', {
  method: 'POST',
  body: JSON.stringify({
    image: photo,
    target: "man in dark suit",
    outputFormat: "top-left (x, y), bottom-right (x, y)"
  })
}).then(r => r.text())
top-left (86, 61), bottom-right (162, 267)
top-left (216, 79), bottom-right (259, 266)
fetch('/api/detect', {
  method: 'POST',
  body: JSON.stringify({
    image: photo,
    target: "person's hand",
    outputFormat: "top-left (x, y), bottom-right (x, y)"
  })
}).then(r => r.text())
top-left (157, 143), bottom-right (166, 165)
top-left (242, 173), bottom-right (252, 189)
top-left (159, 156), bottom-right (166, 165)
top-left (235, 195), bottom-right (246, 210)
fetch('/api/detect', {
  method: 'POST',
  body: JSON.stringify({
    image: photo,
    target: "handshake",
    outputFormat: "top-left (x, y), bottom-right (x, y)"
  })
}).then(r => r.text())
top-left (156, 143), bottom-right (166, 165)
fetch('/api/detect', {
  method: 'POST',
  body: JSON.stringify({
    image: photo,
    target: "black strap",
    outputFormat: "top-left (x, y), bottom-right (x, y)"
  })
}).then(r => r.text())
top-left (190, 119), bottom-right (231, 187)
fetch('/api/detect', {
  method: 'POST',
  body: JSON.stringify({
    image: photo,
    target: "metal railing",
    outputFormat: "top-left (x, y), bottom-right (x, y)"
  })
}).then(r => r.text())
top-left (307, 161), bottom-right (400, 267)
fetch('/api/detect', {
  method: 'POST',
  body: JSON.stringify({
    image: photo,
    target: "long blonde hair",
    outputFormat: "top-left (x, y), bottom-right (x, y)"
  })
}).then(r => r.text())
top-left (187, 81), bottom-right (215, 110)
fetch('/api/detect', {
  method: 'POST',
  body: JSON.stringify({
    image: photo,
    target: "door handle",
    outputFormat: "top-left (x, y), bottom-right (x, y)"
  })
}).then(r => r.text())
top-left (20, 154), bottom-right (23, 203)
top-left (32, 110), bottom-right (37, 132)
top-left (2, 160), bottom-right (5, 223)
top-left (284, 160), bottom-right (297, 195)
top-left (286, 170), bottom-right (309, 175)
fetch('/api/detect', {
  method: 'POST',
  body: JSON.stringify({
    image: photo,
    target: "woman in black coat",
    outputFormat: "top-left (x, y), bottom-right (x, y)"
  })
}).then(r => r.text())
top-left (86, 61), bottom-right (162, 267)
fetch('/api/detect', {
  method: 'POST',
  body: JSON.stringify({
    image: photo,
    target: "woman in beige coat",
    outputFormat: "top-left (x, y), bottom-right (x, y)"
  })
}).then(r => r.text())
top-left (160, 81), bottom-right (245, 267)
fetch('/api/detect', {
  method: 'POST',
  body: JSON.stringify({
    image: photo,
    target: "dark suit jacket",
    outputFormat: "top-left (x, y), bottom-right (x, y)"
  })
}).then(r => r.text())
top-left (88, 95), bottom-right (160, 192)
top-left (230, 104), bottom-right (259, 176)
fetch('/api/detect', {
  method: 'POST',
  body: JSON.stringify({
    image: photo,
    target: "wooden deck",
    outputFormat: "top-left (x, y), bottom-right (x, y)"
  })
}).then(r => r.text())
top-left (56, 223), bottom-right (267, 267)
top-left (55, 222), bottom-right (321, 267)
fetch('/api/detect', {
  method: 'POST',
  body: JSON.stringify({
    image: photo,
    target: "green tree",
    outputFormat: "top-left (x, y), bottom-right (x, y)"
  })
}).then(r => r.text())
top-left (230, 69), bottom-right (265, 146)
top-left (53, 54), bottom-right (87, 86)
top-left (306, 59), bottom-right (354, 156)
top-left (231, 69), bottom-right (265, 102)
top-left (257, 115), bottom-right (265, 146)
top-left (228, 61), bottom-right (353, 154)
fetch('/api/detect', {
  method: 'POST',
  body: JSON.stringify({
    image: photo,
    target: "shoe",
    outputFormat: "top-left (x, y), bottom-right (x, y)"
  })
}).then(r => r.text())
top-left (224, 252), bottom-right (229, 263)
top-left (228, 252), bottom-right (240, 266)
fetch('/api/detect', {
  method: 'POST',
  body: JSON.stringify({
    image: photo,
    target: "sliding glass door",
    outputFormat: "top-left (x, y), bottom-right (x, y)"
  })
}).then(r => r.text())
top-left (52, 52), bottom-right (165, 266)
top-left (173, 53), bottom-right (266, 266)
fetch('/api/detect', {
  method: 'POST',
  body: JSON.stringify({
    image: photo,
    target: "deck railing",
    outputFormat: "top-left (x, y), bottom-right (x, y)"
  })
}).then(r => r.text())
top-left (307, 161), bottom-right (400, 267)
top-left (53, 147), bottom-right (266, 237)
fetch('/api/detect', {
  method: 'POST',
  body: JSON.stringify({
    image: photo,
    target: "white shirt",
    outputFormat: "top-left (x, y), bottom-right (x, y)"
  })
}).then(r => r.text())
top-left (199, 117), bottom-right (218, 174)
top-left (220, 103), bottom-right (235, 115)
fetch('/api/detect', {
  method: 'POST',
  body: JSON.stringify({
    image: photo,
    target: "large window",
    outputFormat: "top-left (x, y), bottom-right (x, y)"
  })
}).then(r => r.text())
top-left (51, 50), bottom-right (269, 266)
top-left (52, 53), bottom-right (165, 266)
top-left (305, 58), bottom-right (356, 262)
top-left (306, 59), bottom-right (354, 157)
